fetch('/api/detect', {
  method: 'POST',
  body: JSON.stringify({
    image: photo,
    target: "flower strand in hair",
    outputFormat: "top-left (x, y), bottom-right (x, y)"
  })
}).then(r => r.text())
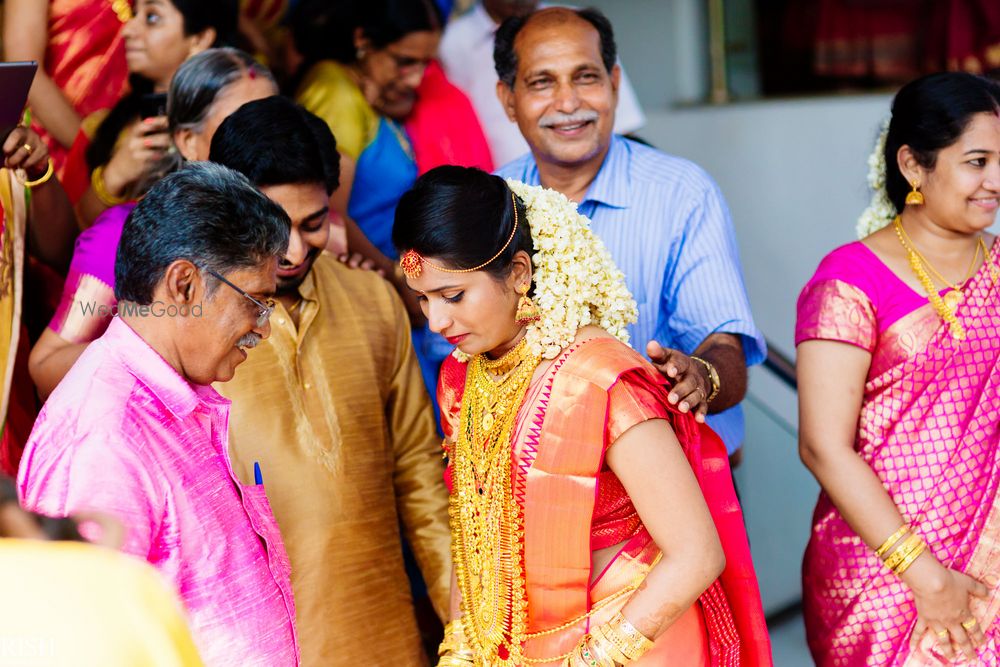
top-left (495, 180), bottom-right (637, 360)
top-left (856, 116), bottom-right (896, 239)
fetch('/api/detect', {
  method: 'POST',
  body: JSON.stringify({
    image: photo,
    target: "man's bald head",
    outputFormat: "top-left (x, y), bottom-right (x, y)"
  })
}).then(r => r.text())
top-left (494, 7), bottom-right (617, 88)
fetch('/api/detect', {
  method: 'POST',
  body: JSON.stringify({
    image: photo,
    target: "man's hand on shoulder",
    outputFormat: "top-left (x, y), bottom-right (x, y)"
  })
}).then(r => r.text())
top-left (646, 341), bottom-right (710, 423)
top-left (337, 252), bottom-right (384, 276)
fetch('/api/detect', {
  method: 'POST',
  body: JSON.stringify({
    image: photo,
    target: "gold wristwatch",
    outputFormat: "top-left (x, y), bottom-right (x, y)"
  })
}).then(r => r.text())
top-left (689, 355), bottom-right (720, 403)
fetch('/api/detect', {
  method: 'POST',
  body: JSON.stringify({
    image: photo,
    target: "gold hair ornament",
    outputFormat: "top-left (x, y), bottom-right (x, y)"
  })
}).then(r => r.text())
top-left (400, 192), bottom-right (519, 279)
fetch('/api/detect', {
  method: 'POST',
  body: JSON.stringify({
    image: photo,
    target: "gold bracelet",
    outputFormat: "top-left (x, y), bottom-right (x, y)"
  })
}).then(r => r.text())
top-left (875, 524), bottom-right (910, 559)
top-left (91, 165), bottom-right (128, 206)
top-left (590, 624), bottom-right (630, 664)
top-left (892, 540), bottom-right (927, 576)
top-left (438, 619), bottom-right (474, 660)
top-left (884, 533), bottom-right (924, 572)
top-left (606, 612), bottom-right (655, 660)
top-left (883, 533), bottom-right (922, 571)
top-left (562, 634), bottom-right (617, 667)
top-left (15, 158), bottom-right (54, 188)
top-left (689, 355), bottom-right (721, 403)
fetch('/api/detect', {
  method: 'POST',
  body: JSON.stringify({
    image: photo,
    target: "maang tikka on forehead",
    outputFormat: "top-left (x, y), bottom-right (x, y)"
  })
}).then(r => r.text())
top-left (400, 192), bottom-right (520, 280)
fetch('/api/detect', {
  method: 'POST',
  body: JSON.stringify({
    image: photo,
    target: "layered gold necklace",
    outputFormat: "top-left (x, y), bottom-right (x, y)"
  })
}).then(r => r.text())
top-left (893, 216), bottom-right (998, 340)
top-left (452, 336), bottom-right (539, 666)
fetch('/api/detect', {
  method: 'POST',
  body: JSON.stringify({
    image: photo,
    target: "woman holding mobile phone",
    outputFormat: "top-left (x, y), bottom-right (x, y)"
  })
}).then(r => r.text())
top-left (63, 0), bottom-right (238, 228)
top-left (2, 0), bottom-right (132, 179)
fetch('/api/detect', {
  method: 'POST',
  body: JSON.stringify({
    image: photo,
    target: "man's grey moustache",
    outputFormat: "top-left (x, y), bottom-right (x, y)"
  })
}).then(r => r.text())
top-left (538, 111), bottom-right (600, 128)
top-left (237, 333), bottom-right (262, 349)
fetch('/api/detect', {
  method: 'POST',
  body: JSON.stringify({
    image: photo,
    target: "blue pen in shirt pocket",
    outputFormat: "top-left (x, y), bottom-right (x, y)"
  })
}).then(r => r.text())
top-left (254, 461), bottom-right (264, 486)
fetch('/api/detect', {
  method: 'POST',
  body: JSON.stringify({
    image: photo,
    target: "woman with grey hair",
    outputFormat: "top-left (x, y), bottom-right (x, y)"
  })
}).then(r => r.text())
top-left (28, 48), bottom-right (277, 399)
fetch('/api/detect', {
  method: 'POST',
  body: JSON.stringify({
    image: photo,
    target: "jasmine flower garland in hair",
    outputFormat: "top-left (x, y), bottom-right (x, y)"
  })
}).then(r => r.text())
top-left (501, 180), bottom-right (637, 360)
top-left (856, 116), bottom-right (896, 239)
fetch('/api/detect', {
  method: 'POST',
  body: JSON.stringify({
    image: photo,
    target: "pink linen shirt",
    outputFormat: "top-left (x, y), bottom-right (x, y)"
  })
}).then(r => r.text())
top-left (17, 317), bottom-right (299, 666)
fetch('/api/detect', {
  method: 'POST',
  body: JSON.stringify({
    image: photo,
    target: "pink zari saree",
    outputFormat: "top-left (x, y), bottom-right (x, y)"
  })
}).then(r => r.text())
top-left (796, 241), bottom-right (1000, 666)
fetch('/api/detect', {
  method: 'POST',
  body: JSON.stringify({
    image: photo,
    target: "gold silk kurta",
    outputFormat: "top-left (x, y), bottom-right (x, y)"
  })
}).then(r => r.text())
top-left (217, 255), bottom-right (451, 666)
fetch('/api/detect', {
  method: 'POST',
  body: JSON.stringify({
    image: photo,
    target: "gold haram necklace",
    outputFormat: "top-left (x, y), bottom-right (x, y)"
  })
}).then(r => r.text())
top-left (453, 337), bottom-right (539, 666)
top-left (893, 216), bottom-right (994, 340)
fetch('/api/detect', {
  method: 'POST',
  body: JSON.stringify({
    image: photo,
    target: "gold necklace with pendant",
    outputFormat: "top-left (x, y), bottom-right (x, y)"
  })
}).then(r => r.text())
top-left (895, 217), bottom-right (981, 313)
top-left (452, 336), bottom-right (539, 665)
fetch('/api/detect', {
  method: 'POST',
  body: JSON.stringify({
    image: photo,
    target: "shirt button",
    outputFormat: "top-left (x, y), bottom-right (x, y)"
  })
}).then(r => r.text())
top-left (303, 382), bottom-right (312, 390)
top-left (277, 318), bottom-right (286, 325)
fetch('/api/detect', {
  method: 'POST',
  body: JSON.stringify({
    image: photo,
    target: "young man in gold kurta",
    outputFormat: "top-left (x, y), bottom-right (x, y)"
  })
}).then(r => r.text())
top-left (209, 98), bottom-right (450, 665)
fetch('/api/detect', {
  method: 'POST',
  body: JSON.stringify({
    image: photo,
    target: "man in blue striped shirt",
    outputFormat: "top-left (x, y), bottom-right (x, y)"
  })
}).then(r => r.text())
top-left (493, 7), bottom-right (765, 458)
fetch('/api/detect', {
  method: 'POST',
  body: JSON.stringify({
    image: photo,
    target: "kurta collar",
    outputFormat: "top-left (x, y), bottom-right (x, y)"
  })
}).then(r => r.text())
top-left (104, 316), bottom-right (228, 420)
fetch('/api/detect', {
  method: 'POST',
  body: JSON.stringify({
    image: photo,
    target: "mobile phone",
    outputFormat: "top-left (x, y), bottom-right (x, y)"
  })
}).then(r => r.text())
top-left (0, 61), bottom-right (38, 143)
top-left (140, 92), bottom-right (168, 119)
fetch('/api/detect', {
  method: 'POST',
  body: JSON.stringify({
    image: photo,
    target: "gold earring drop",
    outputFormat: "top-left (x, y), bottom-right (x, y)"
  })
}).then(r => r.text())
top-left (514, 284), bottom-right (540, 325)
top-left (906, 181), bottom-right (924, 206)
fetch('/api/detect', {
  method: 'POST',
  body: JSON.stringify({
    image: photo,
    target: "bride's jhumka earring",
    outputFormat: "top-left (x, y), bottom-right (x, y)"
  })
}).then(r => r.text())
top-left (514, 283), bottom-right (540, 325)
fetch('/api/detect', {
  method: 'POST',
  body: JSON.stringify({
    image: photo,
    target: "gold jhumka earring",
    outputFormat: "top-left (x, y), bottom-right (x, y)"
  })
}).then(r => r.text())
top-left (905, 181), bottom-right (925, 206)
top-left (514, 283), bottom-right (540, 325)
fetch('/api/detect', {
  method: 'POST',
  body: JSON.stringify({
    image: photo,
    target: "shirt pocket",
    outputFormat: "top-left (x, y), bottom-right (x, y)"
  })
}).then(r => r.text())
top-left (240, 483), bottom-right (293, 580)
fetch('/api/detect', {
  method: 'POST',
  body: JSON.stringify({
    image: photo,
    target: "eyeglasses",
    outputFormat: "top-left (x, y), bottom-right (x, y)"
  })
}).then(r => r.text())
top-left (206, 269), bottom-right (275, 328)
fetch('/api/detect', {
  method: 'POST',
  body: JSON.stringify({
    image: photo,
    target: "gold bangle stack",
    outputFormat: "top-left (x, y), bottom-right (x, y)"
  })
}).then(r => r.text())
top-left (563, 634), bottom-right (616, 667)
top-left (884, 534), bottom-right (926, 575)
top-left (562, 613), bottom-right (654, 667)
top-left (875, 525), bottom-right (927, 577)
top-left (874, 524), bottom-right (909, 559)
top-left (91, 165), bottom-right (128, 207)
top-left (437, 620), bottom-right (474, 667)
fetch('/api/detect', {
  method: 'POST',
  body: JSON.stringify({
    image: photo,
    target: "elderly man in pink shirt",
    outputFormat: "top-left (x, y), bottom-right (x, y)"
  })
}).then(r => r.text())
top-left (18, 163), bottom-right (299, 666)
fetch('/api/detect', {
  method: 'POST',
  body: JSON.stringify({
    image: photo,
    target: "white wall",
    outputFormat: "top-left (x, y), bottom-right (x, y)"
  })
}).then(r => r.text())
top-left (644, 95), bottom-right (893, 354)
top-left (584, 1), bottom-right (895, 353)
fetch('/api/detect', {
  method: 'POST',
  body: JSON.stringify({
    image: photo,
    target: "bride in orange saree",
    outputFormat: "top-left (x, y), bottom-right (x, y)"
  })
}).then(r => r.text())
top-left (798, 72), bottom-right (1000, 666)
top-left (393, 166), bottom-right (771, 666)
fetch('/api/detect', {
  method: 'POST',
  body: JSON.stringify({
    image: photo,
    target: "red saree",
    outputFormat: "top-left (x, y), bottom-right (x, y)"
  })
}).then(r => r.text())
top-left (405, 61), bottom-right (493, 176)
top-left (438, 338), bottom-right (771, 665)
top-left (33, 0), bottom-right (130, 178)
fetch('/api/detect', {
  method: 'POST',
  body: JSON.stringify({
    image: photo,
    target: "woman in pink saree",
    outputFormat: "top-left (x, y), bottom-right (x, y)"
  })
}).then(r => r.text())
top-left (797, 71), bottom-right (1000, 666)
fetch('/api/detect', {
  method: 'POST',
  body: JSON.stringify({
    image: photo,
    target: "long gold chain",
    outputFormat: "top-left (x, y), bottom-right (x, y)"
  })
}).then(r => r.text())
top-left (895, 217), bottom-right (981, 290)
top-left (893, 216), bottom-right (995, 340)
top-left (453, 337), bottom-right (539, 666)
